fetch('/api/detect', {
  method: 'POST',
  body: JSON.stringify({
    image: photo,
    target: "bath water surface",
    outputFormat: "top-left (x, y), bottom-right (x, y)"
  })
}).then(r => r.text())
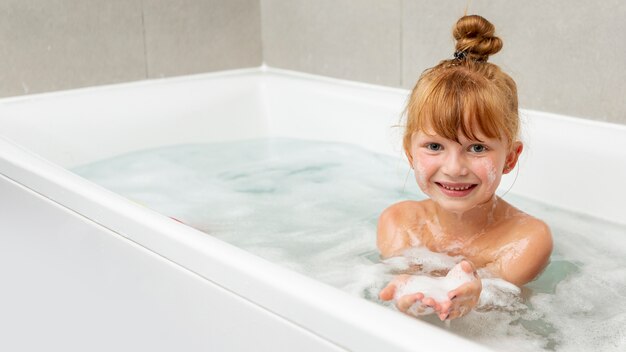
top-left (73, 138), bottom-right (626, 352)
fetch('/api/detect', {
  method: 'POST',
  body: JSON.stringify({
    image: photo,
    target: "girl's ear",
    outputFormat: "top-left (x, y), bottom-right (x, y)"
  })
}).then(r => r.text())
top-left (404, 147), bottom-right (414, 169)
top-left (503, 142), bottom-right (523, 174)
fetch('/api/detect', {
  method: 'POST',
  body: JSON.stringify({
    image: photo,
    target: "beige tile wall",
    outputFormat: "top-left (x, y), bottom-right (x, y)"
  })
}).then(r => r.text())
top-left (0, 0), bottom-right (262, 97)
top-left (143, 0), bottom-right (261, 78)
top-left (263, 0), bottom-right (626, 124)
top-left (261, 0), bottom-right (402, 86)
top-left (401, 0), bottom-right (626, 124)
top-left (1, 0), bottom-right (624, 124)
top-left (0, 0), bottom-right (145, 96)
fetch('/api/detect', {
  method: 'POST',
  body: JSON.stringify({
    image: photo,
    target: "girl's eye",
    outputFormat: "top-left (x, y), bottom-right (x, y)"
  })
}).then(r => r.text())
top-left (426, 143), bottom-right (442, 151)
top-left (469, 144), bottom-right (487, 153)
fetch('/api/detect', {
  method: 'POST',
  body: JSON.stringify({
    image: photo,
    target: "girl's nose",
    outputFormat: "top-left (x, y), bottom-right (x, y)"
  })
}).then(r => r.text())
top-left (441, 152), bottom-right (469, 177)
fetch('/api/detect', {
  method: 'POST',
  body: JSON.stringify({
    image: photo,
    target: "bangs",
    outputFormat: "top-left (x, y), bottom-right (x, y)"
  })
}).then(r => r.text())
top-left (408, 69), bottom-right (507, 144)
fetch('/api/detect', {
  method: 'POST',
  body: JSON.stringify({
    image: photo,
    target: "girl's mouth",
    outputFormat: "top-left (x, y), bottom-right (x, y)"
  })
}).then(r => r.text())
top-left (435, 182), bottom-right (478, 197)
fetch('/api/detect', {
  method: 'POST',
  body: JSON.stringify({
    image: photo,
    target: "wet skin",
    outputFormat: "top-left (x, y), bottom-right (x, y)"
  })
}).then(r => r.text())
top-left (377, 130), bottom-right (553, 320)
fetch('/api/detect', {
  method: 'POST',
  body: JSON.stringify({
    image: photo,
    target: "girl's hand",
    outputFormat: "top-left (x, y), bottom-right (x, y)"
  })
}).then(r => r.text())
top-left (436, 260), bottom-right (482, 320)
top-left (379, 260), bottom-right (482, 320)
top-left (379, 275), bottom-right (442, 316)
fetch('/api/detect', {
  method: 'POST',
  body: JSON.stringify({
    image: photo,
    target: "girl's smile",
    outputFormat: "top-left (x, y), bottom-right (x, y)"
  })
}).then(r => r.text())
top-left (408, 129), bottom-right (517, 213)
top-left (435, 182), bottom-right (478, 197)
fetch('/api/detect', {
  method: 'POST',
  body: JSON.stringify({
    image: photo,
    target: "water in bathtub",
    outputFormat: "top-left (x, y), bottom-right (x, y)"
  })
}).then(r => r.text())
top-left (73, 138), bottom-right (626, 352)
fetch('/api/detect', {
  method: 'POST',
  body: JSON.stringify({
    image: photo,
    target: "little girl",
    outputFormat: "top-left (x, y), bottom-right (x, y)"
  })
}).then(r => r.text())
top-left (377, 15), bottom-right (553, 321)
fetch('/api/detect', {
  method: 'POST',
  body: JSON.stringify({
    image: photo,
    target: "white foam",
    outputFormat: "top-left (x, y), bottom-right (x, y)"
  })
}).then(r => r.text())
top-left (383, 246), bottom-right (462, 274)
top-left (478, 277), bottom-right (521, 309)
top-left (394, 263), bottom-right (474, 303)
top-left (73, 138), bottom-right (626, 352)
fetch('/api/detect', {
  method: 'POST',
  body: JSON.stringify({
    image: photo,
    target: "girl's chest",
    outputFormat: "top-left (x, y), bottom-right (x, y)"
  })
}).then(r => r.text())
top-left (417, 227), bottom-right (505, 267)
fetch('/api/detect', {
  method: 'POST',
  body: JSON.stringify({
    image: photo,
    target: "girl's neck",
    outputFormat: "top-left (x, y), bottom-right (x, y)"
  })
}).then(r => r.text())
top-left (433, 196), bottom-right (500, 239)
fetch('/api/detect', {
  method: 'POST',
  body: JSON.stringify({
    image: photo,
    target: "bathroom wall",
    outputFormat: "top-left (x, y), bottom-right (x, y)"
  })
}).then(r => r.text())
top-left (1, 0), bottom-right (624, 125)
top-left (0, 0), bottom-right (262, 96)
top-left (262, 0), bottom-right (626, 125)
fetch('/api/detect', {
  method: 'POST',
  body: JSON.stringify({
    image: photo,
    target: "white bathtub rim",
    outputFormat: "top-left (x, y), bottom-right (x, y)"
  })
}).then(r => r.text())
top-left (0, 137), bottom-right (491, 352)
top-left (262, 65), bottom-right (411, 96)
top-left (518, 107), bottom-right (626, 133)
top-left (262, 66), bottom-right (626, 136)
top-left (2, 65), bottom-right (623, 141)
top-left (264, 66), bottom-right (626, 132)
top-left (0, 65), bottom-right (406, 110)
top-left (2, 64), bottom-right (623, 135)
top-left (0, 67), bottom-right (266, 106)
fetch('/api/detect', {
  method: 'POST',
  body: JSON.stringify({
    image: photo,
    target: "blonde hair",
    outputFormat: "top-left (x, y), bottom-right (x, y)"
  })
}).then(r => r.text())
top-left (404, 15), bottom-right (519, 153)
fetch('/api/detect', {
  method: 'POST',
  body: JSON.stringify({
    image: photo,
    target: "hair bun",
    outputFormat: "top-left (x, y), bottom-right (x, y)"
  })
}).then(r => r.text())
top-left (453, 15), bottom-right (502, 62)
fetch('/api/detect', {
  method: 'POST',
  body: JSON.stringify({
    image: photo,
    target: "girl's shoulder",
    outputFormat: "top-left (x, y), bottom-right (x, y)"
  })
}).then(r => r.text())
top-left (379, 199), bottom-right (431, 225)
top-left (376, 200), bottom-right (432, 257)
top-left (491, 203), bottom-right (553, 285)
top-left (512, 214), bottom-right (553, 255)
top-left (498, 201), bottom-right (552, 241)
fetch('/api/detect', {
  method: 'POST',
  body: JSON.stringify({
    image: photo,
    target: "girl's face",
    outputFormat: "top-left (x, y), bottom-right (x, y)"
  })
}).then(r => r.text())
top-left (407, 129), bottom-right (521, 213)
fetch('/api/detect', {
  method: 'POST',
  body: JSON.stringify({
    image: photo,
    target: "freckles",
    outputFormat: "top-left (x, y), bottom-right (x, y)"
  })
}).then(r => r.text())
top-left (413, 159), bottom-right (429, 190)
top-left (479, 158), bottom-right (498, 189)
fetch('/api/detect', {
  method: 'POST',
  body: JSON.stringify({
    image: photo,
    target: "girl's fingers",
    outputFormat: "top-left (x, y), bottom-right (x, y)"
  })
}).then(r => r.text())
top-left (422, 297), bottom-right (444, 312)
top-left (448, 286), bottom-right (467, 300)
top-left (379, 282), bottom-right (397, 301)
top-left (460, 260), bottom-right (474, 273)
top-left (447, 309), bottom-right (462, 320)
top-left (396, 293), bottom-right (424, 312)
top-left (437, 301), bottom-right (452, 320)
top-left (439, 299), bottom-right (452, 313)
top-left (453, 281), bottom-right (474, 296)
top-left (380, 275), bottom-right (411, 301)
top-left (421, 297), bottom-right (436, 308)
top-left (445, 298), bottom-right (467, 320)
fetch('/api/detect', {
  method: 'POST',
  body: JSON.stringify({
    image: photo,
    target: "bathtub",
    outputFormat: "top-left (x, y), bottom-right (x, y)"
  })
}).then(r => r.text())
top-left (0, 67), bottom-right (624, 352)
